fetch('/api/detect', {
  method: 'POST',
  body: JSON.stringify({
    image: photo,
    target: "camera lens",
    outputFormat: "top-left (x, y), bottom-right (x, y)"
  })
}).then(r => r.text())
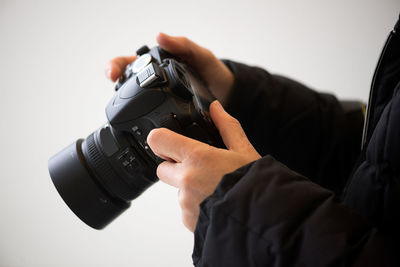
top-left (48, 139), bottom-right (130, 229)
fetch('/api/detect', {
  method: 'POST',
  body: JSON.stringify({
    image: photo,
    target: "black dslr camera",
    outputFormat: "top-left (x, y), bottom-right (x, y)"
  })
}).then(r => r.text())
top-left (48, 46), bottom-right (222, 229)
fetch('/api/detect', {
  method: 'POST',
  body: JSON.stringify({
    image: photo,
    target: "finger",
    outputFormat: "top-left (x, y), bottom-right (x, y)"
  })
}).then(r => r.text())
top-left (178, 189), bottom-right (199, 232)
top-left (151, 150), bottom-right (176, 163)
top-left (181, 207), bottom-right (198, 233)
top-left (156, 33), bottom-right (212, 71)
top-left (156, 161), bottom-right (180, 188)
top-left (156, 32), bottom-right (195, 60)
top-left (209, 100), bottom-right (251, 151)
top-left (147, 128), bottom-right (201, 162)
top-left (105, 56), bottom-right (136, 82)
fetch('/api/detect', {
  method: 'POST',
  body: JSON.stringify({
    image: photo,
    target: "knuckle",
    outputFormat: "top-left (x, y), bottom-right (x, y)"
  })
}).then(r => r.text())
top-left (180, 172), bottom-right (194, 189)
top-left (188, 146), bottom-right (203, 159)
top-left (188, 144), bottom-right (210, 160)
top-left (181, 36), bottom-right (190, 45)
top-left (179, 37), bottom-right (196, 59)
top-left (228, 116), bottom-right (241, 128)
top-left (178, 193), bottom-right (191, 210)
top-left (182, 215), bottom-right (190, 229)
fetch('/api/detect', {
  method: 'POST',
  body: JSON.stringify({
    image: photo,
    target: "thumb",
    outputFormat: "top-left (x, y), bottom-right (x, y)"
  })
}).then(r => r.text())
top-left (209, 101), bottom-right (253, 152)
top-left (156, 32), bottom-right (189, 57)
top-left (156, 33), bottom-right (213, 71)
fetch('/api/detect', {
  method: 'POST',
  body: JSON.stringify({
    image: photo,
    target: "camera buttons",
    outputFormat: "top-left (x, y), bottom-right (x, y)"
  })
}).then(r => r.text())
top-left (131, 53), bottom-right (152, 74)
top-left (118, 149), bottom-right (138, 173)
top-left (136, 45), bottom-right (150, 56)
top-left (136, 63), bottom-right (163, 88)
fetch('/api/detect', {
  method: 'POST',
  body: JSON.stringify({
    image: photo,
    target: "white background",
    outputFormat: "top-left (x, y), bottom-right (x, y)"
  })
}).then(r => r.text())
top-left (0, 0), bottom-right (399, 266)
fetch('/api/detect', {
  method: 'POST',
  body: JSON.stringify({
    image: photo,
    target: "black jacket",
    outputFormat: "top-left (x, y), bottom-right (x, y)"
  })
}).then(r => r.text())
top-left (192, 17), bottom-right (400, 266)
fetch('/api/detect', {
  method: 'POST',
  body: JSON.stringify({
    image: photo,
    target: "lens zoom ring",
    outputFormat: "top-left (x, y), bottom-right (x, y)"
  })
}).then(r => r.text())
top-left (84, 133), bottom-right (131, 201)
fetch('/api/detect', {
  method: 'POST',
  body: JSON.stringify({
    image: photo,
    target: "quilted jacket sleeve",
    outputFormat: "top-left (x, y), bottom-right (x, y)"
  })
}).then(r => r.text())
top-left (222, 61), bottom-right (364, 194)
top-left (192, 156), bottom-right (396, 266)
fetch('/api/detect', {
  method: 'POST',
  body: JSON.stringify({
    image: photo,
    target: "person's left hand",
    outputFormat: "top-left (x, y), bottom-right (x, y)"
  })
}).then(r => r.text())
top-left (147, 100), bottom-right (261, 232)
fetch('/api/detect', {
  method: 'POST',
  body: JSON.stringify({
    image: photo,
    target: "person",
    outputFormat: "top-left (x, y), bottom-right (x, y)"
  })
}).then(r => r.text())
top-left (105, 15), bottom-right (400, 266)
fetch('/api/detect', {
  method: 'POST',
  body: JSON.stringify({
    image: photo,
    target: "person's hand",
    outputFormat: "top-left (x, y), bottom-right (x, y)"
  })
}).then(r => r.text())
top-left (147, 100), bottom-right (261, 232)
top-left (105, 55), bottom-right (137, 82)
top-left (105, 33), bottom-right (235, 105)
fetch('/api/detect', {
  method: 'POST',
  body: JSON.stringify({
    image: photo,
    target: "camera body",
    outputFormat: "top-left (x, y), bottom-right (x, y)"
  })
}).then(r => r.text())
top-left (48, 46), bottom-right (222, 229)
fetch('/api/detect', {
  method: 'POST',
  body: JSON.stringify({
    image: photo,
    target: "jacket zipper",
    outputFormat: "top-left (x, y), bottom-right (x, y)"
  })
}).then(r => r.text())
top-left (361, 27), bottom-right (397, 150)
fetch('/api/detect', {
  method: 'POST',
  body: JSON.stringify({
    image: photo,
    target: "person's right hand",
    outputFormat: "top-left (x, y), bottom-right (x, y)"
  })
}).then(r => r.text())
top-left (147, 100), bottom-right (261, 232)
top-left (105, 33), bottom-right (235, 105)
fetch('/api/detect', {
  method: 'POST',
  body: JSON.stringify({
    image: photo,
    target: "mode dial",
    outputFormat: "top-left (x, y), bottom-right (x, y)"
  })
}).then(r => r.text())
top-left (136, 46), bottom-right (150, 56)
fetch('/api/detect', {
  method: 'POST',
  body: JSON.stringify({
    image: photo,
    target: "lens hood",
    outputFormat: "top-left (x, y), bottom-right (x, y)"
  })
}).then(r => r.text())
top-left (48, 140), bottom-right (130, 229)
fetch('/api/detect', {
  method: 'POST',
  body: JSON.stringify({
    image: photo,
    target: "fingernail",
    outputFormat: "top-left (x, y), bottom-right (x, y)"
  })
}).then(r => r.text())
top-left (213, 100), bottom-right (223, 109)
